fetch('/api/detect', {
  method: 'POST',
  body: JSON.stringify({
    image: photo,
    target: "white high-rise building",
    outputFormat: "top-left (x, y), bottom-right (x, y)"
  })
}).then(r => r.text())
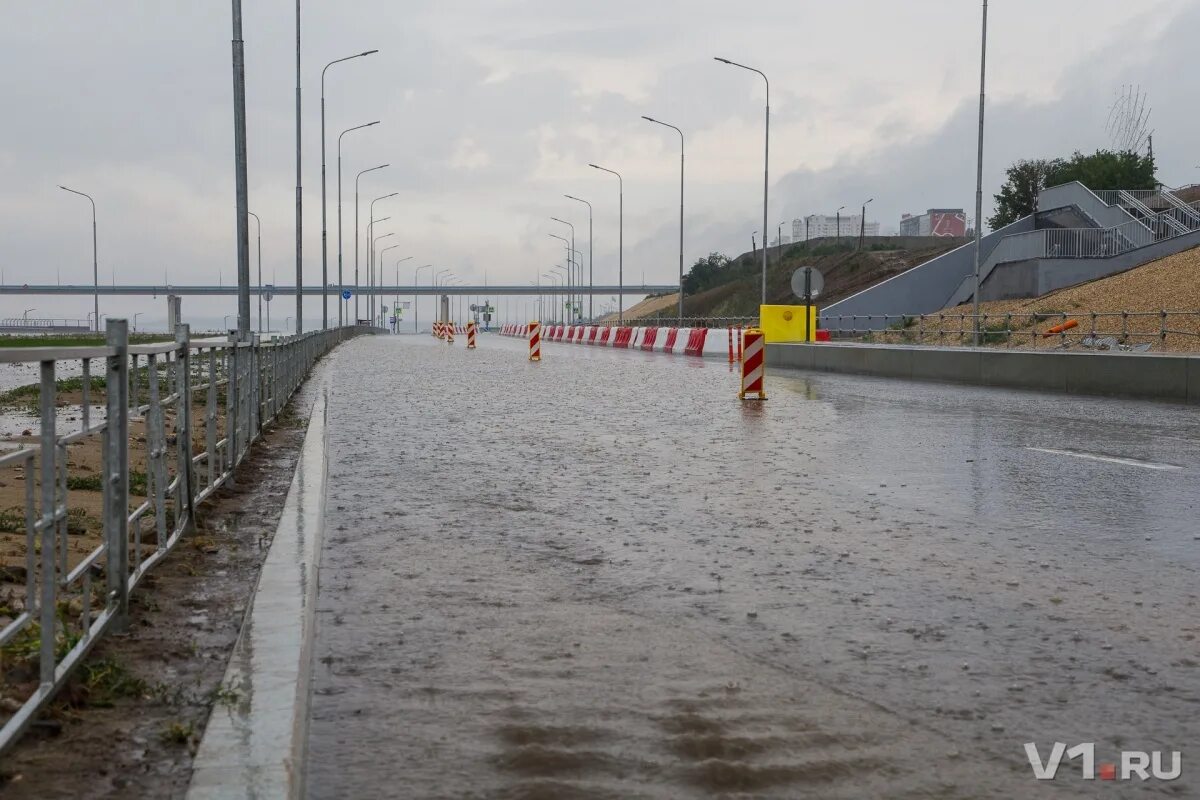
top-left (792, 214), bottom-right (879, 241)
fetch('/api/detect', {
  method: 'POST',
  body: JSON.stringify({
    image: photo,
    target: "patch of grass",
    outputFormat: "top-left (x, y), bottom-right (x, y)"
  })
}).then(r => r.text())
top-left (981, 322), bottom-right (1011, 345)
top-left (77, 657), bottom-right (149, 707)
top-left (0, 334), bottom-right (173, 349)
top-left (129, 470), bottom-right (149, 495)
top-left (67, 474), bottom-right (104, 492)
top-left (212, 683), bottom-right (241, 708)
top-left (0, 506), bottom-right (24, 533)
top-left (160, 720), bottom-right (196, 745)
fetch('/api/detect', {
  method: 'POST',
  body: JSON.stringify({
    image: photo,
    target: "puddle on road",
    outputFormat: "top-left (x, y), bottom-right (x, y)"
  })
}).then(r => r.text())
top-left (306, 334), bottom-right (1199, 799)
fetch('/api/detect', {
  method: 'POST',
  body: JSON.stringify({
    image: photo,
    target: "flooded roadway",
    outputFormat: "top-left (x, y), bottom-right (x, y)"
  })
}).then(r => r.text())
top-left (306, 333), bottom-right (1199, 798)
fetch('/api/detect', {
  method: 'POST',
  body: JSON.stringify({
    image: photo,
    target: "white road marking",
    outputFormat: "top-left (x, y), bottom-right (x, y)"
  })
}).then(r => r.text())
top-left (1025, 447), bottom-right (1183, 472)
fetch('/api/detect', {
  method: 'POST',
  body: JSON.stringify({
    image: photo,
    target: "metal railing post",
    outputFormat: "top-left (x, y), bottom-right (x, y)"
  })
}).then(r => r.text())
top-left (104, 319), bottom-right (130, 630)
top-left (175, 324), bottom-right (196, 530)
top-left (37, 359), bottom-right (58, 685)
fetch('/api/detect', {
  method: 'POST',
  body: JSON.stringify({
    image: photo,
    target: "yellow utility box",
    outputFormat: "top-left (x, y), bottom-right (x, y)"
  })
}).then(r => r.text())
top-left (759, 305), bottom-right (819, 343)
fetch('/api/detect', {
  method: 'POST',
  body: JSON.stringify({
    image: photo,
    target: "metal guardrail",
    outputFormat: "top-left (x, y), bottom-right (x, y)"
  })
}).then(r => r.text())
top-left (0, 320), bottom-right (368, 755)
top-left (0, 318), bottom-right (91, 332)
top-left (592, 317), bottom-right (760, 329)
top-left (819, 311), bottom-right (1200, 350)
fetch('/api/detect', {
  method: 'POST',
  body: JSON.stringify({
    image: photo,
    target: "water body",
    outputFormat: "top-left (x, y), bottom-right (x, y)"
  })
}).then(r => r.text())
top-left (306, 334), bottom-right (1199, 798)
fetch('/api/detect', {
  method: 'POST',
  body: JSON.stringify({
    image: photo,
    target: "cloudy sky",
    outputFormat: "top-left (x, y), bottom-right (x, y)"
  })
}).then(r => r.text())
top-left (1, 0), bottom-right (1196, 329)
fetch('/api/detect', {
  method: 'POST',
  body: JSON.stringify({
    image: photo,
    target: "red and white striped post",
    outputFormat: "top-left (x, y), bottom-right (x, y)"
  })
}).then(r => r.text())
top-left (446, 322), bottom-right (455, 344)
top-left (739, 328), bottom-right (767, 400)
top-left (737, 324), bottom-right (744, 362)
top-left (466, 321), bottom-right (477, 349)
top-left (528, 321), bottom-right (541, 361)
top-left (727, 326), bottom-right (735, 363)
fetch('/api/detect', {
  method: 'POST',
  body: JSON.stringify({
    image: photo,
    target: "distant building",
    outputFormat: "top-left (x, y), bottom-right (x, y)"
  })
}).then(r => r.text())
top-left (792, 214), bottom-right (878, 241)
top-left (900, 209), bottom-right (967, 237)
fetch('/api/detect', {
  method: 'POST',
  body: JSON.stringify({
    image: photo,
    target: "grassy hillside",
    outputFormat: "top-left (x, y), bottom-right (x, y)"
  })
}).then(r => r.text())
top-left (630, 239), bottom-right (965, 321)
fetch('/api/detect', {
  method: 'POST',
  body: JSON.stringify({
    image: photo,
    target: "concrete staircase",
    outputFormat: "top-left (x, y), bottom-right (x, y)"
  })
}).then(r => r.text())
top-left (823, 181), bottom-right (1200, 331)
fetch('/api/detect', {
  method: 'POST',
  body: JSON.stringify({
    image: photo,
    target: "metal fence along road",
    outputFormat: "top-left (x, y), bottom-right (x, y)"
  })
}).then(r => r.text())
top-left (0, 320), bottom-right (369, 755)
top-left (820, 310), bottom-right (1200, 351)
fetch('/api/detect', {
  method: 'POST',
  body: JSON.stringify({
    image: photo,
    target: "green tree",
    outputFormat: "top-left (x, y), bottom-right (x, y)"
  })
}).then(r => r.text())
top-left (989, 158), bottom-right (1062, 229)
top-left (682, 252), bottom-right (731, 295)
top-left (1046, 149), bottom-right (1156, 193)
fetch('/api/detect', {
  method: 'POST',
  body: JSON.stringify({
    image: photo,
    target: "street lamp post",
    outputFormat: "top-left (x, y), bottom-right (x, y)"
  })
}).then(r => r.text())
top-left (544, 272), bottom-right (561, 323)
top-left (972, 0), bottom-right (989, 346)
top-left (355, 164), bottom-right (388, 322)
top-left (59, 186), bottom-right (99, 331)
top-left (564, 194), bottom-right (593, 319)
top-left (378, 243), bottom-right (401, 325)
top-left (588, 164), bottom-right (623, 322)
top-left (321, 50), bottom-right (377, 330)
top-left (229, 0), bottom-right (251, 340)
top-left (642, 116), bottom-right (685, 322)
top-left (858, 198), bottom-right (874, 250)
top-left (23, 308), bottom-right (36, 323)
top-left (414, 264), bottom-right (433, 333)
top-left (338, 123), bottom-right (380, 326)
top-left (836, 206), bottom-right (845, 245)
top-left (548, 234), bottom-right (571, 321)
top-left (550, 219), bottom-right (575, 319)
top-left (248, 211), bottom-right (262, 332)
top-left (715, 57), bottom-right (769, 306)
top-left (368, 193), bottom-right (397, 325)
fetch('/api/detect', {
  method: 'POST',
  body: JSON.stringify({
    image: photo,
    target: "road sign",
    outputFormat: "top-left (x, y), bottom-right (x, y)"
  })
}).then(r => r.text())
top-left (381, 305), bottom-right (389, 313)
top-left (791, 266), bottom-right (824, 300)
top-left (264, 284), bottom-right (274, 302)
top-left (389, 316), bottom-right (397, 324)
top-left (341, 289), bottom-right (352, 301)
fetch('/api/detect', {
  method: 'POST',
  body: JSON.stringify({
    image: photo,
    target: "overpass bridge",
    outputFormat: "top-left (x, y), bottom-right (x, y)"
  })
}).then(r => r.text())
top-left (0, 283), bottom-right (678, 296)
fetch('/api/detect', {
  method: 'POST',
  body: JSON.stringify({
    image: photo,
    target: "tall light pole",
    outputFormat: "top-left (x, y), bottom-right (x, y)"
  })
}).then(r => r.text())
top-left (548, 233), bottom-right (571, 321)
top-left (59, 186), bottom-right (99, 331)
top-left (544, 272), bottom-right (561, 323)
top-left (836, 206), bottom-right (845, 245)
top-left (414, 263), bottom-right (433, 333)
top-left (392, 255), bottom-right (412, 331)
top-left (642, 116), bottom-right (685, 322)
top-left (248, 211), bottom-right (262, 332)
top-left (355, 164), bottom-right (388, 322)
top-left (858, 198), bottom-right (874, 250)
top-left (23, 308), bottom-right (36, 323)
top-left (589, 164), bottom-right (623, 322)
top-left (378, 243), bottom-right (400, 326)
top-left (564, 194), bottom-right (593, 319)
top-left (368, 193), bottom-right (397, 325)
top-left (293, 0), bottom-right (302, 334)
top-left (715, 57), bottom-right (769, 306)
top-left (337, 122), bottom-right (379, 326)
top-left (972, 0), bottom-right (989, 346)
top-left (550, 219), bottom-right (575, 319)
top-left (321, 50), bottom-right (378, 330)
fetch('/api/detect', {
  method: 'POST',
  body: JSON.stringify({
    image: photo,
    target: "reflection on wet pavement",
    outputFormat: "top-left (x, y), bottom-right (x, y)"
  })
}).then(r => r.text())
top-left (307, 334), bottom-right (1198, 798)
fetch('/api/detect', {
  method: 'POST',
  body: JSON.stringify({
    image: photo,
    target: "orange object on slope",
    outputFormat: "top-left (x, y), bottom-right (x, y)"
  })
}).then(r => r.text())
top-left (1042, 319), bottom-right (1079, 337)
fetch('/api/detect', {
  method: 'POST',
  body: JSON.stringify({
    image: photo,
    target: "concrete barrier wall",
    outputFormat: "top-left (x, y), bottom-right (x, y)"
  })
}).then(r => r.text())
top-left (766, 342), bottom-right (1200, 405)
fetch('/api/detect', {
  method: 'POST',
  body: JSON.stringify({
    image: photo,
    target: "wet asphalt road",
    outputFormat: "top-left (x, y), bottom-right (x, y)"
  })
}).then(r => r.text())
top-left (306, 333), bottom-right (1198, 799)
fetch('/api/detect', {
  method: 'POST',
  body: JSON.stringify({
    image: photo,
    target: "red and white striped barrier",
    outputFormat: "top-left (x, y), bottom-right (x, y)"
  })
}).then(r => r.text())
top-left (739, 328), bottom-right (766, 400)
top-left (528, 321), bottom-right (541, 361)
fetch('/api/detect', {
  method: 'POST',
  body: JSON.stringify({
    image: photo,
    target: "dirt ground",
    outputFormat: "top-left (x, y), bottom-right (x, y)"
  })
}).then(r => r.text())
top-left (872, 244), bottom-right (1200, 352)
top-left (0, 400), bottom-right (311, 799)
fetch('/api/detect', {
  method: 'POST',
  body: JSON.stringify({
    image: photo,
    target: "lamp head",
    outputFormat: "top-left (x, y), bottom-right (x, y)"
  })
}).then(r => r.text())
top-left (362, 49), bottom-right (379, 56)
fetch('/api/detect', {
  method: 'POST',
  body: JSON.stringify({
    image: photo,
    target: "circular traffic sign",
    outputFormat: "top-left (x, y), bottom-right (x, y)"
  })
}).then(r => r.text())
top-left (790, 266), bottom-right (824, 300)
top-left (341, 289), bottom-right (352, 301)
top-left (381, 305), bottom-right (389, 313)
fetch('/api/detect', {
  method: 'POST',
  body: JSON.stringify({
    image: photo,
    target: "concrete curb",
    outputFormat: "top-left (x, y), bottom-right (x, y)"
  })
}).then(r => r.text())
top-left (186, 390), bottom-right (328, 800)
top-left (766, 342), bottom-right (1200, 405)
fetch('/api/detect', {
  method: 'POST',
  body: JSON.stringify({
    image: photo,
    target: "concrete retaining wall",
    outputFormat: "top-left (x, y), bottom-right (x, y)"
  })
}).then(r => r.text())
top-left (766, 342), bottom-right (1200, 405)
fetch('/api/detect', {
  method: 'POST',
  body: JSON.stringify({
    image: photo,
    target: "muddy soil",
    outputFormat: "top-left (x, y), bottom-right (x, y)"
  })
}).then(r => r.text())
top-left (0, 391), bottom-right (315, 799)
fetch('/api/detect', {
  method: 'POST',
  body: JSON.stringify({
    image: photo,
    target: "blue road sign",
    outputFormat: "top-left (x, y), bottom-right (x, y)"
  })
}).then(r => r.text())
top-left (341, 289), bottom-right (352, 301)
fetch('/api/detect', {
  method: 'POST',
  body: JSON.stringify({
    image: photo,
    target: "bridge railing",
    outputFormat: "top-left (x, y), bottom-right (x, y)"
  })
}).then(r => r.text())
top-left (590, 316), bottom-right (760, 329)
top-left (0, 320), bottom-right (368, 755)
top-left (818, 311), bottom-right (1200, 352)
top-left (0, 318), bottom-right (91, 332)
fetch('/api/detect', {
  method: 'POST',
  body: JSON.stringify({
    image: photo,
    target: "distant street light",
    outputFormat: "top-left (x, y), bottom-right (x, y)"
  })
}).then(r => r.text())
top-left (23, 308), bottom-right (36, 323)
top-left (414, 263), bottom-right (433, 333)
top-left (549, 220), bottom-right (575, 318)
top-left (224, 314), bottom-right (234, 331)
top-left (337, 123), bottom-right (380, 326)
top-left (858, 198), bottom-right (874, 250)
top-left (321, 49), bottom-right (377, 330)
top-left (355, 164), bottom-right (389, 321)
top-left (59, 185), bottom-right (99, 331)
top-left (564, 194), bottom-right (593, 319)
top-left (588, 163), bottom-right (623, 322)
top-left (368, 193), bottom-right (398, 323)
top-left (836, 206), bottom-right (846, 245)
top-left (642, 116), bottom-right (686, 322)
top-left (248, 211), bottom-right (263, 332)
top-left (715, 57), bottom-right (769, 305)
top-left (133, 312), bottom-right (143, 332)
